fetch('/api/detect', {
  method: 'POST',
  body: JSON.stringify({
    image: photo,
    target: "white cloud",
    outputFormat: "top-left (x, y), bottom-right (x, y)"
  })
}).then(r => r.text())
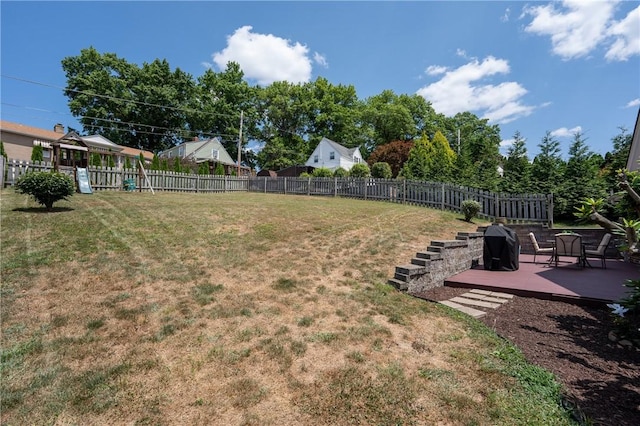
top-left (313, 52), bottom-right (328, 68)
top-left (425, 65), bottom-right (448, 76)
top-left (523, 0), bottom-right (639, 62)
top-left (456, 48), bottom-right (468, 58)
top-left (501, 7), bottom-right (511, 23)
top-left (550, 126), bottom-right (583, 138)
top-left (500, 138), bottom-right (514, 148)
top-left (626, 98), bottom-right (640, 108)
top-left (606, 5), bottom-right (640, 61)
top-left (212, 26), bottom-right (313, 85)
top-left (416, 56), bottom-right (536, 124)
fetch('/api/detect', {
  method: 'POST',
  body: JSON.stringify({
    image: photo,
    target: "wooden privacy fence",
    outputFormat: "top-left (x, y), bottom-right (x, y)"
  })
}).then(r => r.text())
top-left (2, 160), bottom-right (248, 193)
top-left (248, 177), bottom-right (552, 224)
top-left (2, 159), bottom-right (551, 223)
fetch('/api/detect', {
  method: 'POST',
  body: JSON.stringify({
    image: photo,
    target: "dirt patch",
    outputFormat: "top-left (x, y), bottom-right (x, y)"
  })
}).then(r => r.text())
top-left (415, 286), bottom-right (640, 426)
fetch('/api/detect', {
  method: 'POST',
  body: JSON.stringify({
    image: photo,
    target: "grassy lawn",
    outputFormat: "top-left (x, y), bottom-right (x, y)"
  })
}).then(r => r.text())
top-left (1, 190), bottom-right (574, 425)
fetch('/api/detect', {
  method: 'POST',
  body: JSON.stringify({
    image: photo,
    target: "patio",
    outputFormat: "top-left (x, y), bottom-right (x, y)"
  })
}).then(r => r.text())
top-left (445, 254), bottom-right (639, 305)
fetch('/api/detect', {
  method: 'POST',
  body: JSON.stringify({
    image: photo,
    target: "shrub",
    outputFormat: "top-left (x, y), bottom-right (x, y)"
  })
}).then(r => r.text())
top-left (15, 171), bottom-right (75, 211)
top-left (215, 163), bottom-right (225, 175)
top-left (371, 162), bottom-right (392, 179)
top-left (349, 163), bottom-right (371, 178)
top-left (333, 167), bottom-right (348, 178)
top-left (461, 199), bottom-right (481, 222)
top-left (31, 145), bottom-right (44, 162)
top-left (299, 172), bottom-right (311, 178)
top-left (312, 167), bottom-right (333, 178)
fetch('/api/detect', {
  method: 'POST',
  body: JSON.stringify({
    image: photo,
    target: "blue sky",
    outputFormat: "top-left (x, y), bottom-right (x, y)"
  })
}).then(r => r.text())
top-left (1, 0), bottom-right (639, 159)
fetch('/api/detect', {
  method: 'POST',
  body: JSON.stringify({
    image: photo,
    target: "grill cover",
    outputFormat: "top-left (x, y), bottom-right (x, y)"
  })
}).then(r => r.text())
top-left (483, 225), bottom-right (520, 271)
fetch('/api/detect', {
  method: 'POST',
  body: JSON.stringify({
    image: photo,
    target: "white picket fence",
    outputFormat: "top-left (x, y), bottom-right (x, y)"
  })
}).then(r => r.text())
top-left (1, 159), bottom-right (551, 223)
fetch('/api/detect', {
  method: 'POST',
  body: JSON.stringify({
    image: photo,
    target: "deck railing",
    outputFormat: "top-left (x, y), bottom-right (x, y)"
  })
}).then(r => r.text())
top-left (2, 159), bottom-right (551, 223)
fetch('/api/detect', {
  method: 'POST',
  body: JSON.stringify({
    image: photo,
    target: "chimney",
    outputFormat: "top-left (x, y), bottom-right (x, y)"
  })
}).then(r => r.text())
top-left (54, 123), bottom-right (64, 134)
top-left (193, 136), bottom-right (199, 142)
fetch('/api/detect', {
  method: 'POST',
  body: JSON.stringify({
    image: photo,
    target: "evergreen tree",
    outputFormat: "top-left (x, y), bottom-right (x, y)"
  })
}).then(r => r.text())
top-left (107, 155), bottom-right (115, 168)
top-left (31, 145), bottom-right (44, 162)
top-left (401, 134), bottom-right (432, 180)
top-left (0, 140), bottom-right (7, 159)
top-left (499, 131), bottom-right (531, 193)
top-left (429, 130), bottom-right (456, 181)
top-left (151, 154), bottom-right (161, 170)
top-left (124, 156), bottom-right (132, 169)
top-left (214, 163), bottom-right (225, 175)
top-left (91, 153), bottom-right (102, 167)
top-left (173, 157), bottom-right (182, 173)
top-left (531, 131), bottom-right (564, 197)
top-left (557, 132), bottom-right (606, 218)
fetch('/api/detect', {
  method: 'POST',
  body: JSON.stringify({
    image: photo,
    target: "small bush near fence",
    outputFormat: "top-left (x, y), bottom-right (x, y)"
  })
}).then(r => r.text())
top-left (461, 200), bottom-right (481, 222)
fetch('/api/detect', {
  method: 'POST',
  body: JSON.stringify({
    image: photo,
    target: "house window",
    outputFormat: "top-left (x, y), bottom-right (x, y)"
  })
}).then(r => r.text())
top-left (168, 152), bottom-right (172, 158)
top-left (211, 149), bottom-right (219, 160)
top-left (353, 156), bottom-right (360, 163)
top-left (178, 146), bottom-right (185, 157)
top-left (329, 151), bottom-right (335, 160)
top-left (314, 155), bottom-right (318, 163)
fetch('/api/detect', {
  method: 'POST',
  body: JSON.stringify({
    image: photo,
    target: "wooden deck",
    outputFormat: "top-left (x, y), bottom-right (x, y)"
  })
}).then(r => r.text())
top-left (445, 254), bottom-right (639, 305)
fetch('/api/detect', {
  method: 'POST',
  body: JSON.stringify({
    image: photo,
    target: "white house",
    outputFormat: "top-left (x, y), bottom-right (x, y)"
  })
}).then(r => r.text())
top-left (305, 137), bottom-right (364, 171)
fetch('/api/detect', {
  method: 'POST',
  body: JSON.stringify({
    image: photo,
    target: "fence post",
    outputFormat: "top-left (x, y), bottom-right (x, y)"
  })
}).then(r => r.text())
top-left (548, 193), bottom-right (554, 228)
top-left (403, 179), bottom-right (406, 204)
top-left (307, 177), bottom-right (311, 196)
top-left (284, 177), bottom-right (287, 195)
top-left (334, 177), bottom-right (338, 197)
top-left (441, 183), bottom-right (445, 211)
top-left (224, 175), bottom-right (228, 193)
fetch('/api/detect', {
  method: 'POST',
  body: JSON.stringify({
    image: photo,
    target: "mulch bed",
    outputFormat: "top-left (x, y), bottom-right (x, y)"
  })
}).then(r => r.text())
top-left (415, 286), bottom-right (640, 426)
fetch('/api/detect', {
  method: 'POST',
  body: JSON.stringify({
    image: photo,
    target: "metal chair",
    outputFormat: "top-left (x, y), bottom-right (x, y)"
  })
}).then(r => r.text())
top-left (528, 232), bottom-right (554, 264)
top-left (584, 233), bottom-right (612, 269)
top-left (554, 233), bottom-right (584, 267)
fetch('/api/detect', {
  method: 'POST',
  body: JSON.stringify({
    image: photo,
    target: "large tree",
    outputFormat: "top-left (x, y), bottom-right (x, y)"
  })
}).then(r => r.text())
top-left (187, 62), bottom-right (258, 161)
top-left (62, 47), bottom-right (196, 151)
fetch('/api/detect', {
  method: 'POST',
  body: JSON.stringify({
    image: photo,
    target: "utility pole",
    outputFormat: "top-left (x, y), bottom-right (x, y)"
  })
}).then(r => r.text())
top-left (237, 110), bottom-right (243, 176)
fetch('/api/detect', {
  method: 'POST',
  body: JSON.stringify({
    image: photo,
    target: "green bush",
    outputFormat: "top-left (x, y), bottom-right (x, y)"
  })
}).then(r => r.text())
top-left (312, 167), bottom-right (333, 178)
top-left (215, 163), bottom-right (225, 175)
top-left (461, 199), bottom-right (481, 222)
top-left (15, 171), bottom-right (75, 211)
top-left (299, 172), bottom-right (311, 178)
top-left (333, 167), bottom-right (348, 177)
top-left (31, 145), bottom-right (44, 162)
top-left (349, 163), bottom-right (371, 178)
top-left (371, 162), bottom-right (392, 179)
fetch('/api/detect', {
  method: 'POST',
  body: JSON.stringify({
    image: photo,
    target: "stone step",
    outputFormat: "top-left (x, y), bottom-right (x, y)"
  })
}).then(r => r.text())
top-left (393, 272), bottom-right (410, 283)
top-left (387, 278), bottom-right (408, 291)
top-left (449, 296), bottom-right (501, 309)
top-left (395, 264), bottom-right (426, 276)
top-left (459, 292), bottom-right (510, 304)
top-left (416, 251), bottom-right (442, 260)
top-left (439, 300), bottom-right (486, 318)
top-left (468, 289), bottom-right (514, 299)
top-left (411, 257), bottom-right (429, 267)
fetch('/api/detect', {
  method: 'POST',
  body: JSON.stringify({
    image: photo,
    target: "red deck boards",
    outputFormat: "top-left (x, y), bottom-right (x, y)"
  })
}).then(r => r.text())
top-left (445, 254), bottom-right (639, 305)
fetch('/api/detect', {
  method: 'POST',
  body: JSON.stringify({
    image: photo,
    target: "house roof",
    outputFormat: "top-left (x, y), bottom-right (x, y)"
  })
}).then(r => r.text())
top-left (187, 138), bottom-right (236, 165)
top-left (321, 137), bottom-right (360, 158)
top-left (119, 146), bottom-right (154, 161)
top-left (0, 120), bottom-right (65, 140)
top-left (81, 134), bottom-right (124, 152)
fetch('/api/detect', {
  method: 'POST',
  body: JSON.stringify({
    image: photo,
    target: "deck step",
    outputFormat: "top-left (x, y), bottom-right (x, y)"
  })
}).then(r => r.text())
top-left (387, 278), bottom-right (408, 291)
top-left (468, 289), bottom-right (514, 299)
top-left (439, 300), bottom-right (486, 318)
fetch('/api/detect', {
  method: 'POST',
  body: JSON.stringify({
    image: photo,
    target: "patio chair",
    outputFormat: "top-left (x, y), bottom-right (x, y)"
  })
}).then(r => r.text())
top-left (554, 233), bottom-right (584, 267)
top-left (584, 233), bottom-right (612, 269)
top-left (528, 232), bottom-right (554, 264)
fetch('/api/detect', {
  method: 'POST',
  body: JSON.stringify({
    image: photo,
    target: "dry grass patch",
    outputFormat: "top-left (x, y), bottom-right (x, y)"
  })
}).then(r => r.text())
top-left (1, 190), bottom-right (572, 425)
